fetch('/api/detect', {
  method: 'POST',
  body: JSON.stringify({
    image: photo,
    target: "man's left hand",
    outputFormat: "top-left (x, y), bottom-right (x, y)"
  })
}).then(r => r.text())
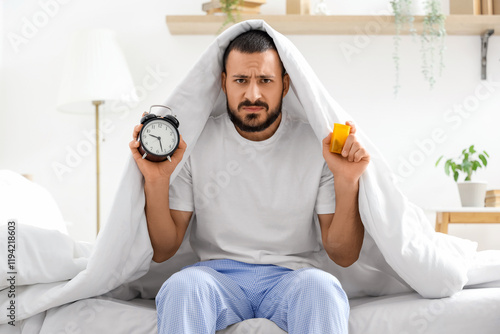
top-left (322, 121), bottom-right (370, 184)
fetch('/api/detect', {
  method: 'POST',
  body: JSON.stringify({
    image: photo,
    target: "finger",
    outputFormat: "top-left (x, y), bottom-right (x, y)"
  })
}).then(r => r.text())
top-left (347, 142), bottom-right (361, 162)
top-left (175, 135), bottom-right (187, 154)
top-left (170, 135), bottom-right (187, 163)
top-left (347, 141), bottom-right (361, 162)
top-left (129, 139), bottom-right (145, 163)
top-left (346, 121), bottom-right (356, 135)
top-left (178, 135), bottom-right (187, 151)
top-left (322, 133), bottom-right (332, 145)
top-left (353, 148), bottom-right (369, 163)
top-left (132, 124), bottom-right (143, 140)
top-left (341, 134), bottom-right (356, 157)
top-left (322, 133), bottom-right (332, 149)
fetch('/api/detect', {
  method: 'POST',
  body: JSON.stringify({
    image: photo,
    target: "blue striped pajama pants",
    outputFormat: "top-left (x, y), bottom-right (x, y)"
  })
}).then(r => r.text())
top-left (155, 259), bottom-right (349, 333)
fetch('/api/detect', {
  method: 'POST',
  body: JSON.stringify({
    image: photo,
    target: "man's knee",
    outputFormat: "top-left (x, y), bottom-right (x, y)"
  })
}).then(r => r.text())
top-left (157, 267), bottom-right (218, 301)
top-left (294, 269), bottom-right (347, 301)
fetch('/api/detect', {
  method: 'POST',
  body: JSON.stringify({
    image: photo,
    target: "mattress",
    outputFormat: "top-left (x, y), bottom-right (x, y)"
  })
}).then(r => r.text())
top-left (349, 287), bottom-right (500, 333)
top-left (11, 287), bottom-right (500, 334)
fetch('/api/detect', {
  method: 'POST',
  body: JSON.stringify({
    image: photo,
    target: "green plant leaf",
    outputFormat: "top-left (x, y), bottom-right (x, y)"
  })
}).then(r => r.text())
top-left (472, 160), bottom-right (481, 171)
top-left (463, 160), bottom-right (472, 175)
top-left (440, 145), bottom-right (489, 181)
top-left (435, 155), bottom-right (443, 167)
top-left (217, 0), bottom-right (242, 33)
top-left (444, 160), bottom-right (451, 175)
top-left (479, 154), bottom-right (488, 166)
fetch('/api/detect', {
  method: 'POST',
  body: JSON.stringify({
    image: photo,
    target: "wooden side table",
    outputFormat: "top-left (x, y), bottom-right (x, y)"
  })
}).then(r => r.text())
top-left (435, 208), bottom-right (500, 234)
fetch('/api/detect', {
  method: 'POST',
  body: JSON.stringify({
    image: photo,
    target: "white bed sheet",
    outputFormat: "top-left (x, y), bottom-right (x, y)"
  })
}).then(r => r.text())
top-left (9, 288), bottom-right (499, 334)
top-left (349, 287), bottom-right (500, 334)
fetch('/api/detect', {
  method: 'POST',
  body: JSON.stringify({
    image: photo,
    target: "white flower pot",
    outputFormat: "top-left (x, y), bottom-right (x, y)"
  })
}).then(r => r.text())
top-left (457, 181), bottom-right (487, 207)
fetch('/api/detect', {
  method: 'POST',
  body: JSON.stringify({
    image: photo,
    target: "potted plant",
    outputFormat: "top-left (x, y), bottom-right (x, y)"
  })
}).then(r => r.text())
top-left (435, 145), bottom-right (490, 207)
top-left (390, 0), bottom-right (446, 96)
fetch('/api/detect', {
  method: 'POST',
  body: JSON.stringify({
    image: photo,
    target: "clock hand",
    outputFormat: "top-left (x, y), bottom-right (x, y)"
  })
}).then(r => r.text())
top-left (149, 134), bottom-right (160, 139)
top-left (158, 137), bottom-right (163, 151)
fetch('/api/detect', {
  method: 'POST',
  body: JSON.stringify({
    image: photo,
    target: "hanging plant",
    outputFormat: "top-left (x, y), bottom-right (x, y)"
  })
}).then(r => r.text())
top-left (219, 0), bottom-right (243, 33)
top-left (390, 0), bottom-right (446, 96)
top-left (390, 0), bottom-right (416, 96)
top-left (421, 0), bottom-right (446, 90)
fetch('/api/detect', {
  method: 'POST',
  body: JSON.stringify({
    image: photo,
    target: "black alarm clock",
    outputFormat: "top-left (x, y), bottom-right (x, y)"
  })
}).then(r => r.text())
top-left (137, 105), bottom-right (180, 162)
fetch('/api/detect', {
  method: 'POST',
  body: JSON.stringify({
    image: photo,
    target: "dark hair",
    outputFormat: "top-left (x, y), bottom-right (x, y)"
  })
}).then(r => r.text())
top-left (222, 30), bottom-right (286, 77)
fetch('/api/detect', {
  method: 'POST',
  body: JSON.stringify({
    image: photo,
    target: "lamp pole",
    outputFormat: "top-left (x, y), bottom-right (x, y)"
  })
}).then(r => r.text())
top-left (92, 100), bottom-right (104, 235)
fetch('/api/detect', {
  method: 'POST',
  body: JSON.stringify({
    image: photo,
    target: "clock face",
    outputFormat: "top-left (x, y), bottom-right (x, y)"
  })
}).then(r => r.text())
top-left (140, 119), bottom-right (179, 156)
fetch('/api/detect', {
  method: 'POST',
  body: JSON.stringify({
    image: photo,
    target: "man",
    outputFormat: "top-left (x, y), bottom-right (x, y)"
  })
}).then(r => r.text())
top-left (129, 30), bottom-right (369, 333)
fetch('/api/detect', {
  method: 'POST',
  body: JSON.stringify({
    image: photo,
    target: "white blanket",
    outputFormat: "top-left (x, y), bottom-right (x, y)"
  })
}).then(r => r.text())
top-left (1, 20), bottom-right (500, 327)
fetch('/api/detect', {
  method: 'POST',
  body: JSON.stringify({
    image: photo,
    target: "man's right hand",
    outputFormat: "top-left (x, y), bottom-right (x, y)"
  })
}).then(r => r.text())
top-left (129, 124), bottom-right (187, 183)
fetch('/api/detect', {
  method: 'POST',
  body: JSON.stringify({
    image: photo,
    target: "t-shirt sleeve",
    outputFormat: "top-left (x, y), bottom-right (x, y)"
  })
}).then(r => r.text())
top-left (315, 162), bottom-right (336, 214)
top-left (169, 158), bottom-right (195, 212)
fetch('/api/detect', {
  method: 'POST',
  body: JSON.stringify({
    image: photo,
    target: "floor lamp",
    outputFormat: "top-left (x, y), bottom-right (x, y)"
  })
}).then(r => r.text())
top-left (57, 29), bottom-right (137, 235)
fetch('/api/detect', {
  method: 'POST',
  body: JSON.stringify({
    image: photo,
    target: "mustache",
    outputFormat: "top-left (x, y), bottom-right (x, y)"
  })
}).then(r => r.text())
top-left (238, 100), bottom-right (268, 110)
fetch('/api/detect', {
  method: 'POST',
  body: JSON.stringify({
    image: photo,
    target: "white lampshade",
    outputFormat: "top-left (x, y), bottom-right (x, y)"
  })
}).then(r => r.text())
top-left (57, 29), bottom-right (137, 113)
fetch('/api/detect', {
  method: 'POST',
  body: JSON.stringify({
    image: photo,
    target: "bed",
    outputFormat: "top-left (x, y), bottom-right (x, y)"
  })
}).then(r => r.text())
top-left (7, 288), bottom-right (500, 333)
top-left (1, 170), bottom-right (500, 333)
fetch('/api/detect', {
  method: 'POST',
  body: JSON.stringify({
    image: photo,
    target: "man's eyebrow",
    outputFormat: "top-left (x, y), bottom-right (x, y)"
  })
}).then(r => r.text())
top-left (232, 74), bottom-right (276, 79)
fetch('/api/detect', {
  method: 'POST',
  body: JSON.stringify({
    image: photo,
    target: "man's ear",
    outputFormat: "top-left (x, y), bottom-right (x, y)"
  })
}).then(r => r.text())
top-left (221, 72), bottom-right (227, 94)
top-left (282, 73), bottom-right (290, 98)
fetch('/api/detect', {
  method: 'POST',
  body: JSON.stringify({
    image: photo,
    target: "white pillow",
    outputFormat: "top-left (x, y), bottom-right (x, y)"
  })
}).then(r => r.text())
top-left (0, 170), bottom-right (68, 234)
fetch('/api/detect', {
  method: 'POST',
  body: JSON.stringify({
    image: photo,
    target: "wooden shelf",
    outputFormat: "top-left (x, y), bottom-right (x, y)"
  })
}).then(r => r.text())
top-left (166, 14), bottom-right (500, 35)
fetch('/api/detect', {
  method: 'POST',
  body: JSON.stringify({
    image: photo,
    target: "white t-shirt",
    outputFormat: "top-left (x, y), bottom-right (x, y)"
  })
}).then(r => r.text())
top-left (169, 109), bottom-right (336, 270)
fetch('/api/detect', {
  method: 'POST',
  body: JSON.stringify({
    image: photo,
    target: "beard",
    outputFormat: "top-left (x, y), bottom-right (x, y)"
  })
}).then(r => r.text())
top-left (226, 94), bottom-right (284, 133)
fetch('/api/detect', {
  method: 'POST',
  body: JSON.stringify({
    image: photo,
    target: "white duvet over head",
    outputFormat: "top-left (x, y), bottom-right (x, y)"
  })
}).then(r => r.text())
top-left (158, 19), bottom-right (478, 298)
top-left (1, 19), bottom-right (500, 326)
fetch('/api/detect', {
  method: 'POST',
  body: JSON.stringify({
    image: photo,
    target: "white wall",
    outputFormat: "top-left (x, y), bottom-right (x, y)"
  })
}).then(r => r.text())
top-left (0, 2), bottom-right (4, 67)
top-left (1, 0), bottom-right (499, 249)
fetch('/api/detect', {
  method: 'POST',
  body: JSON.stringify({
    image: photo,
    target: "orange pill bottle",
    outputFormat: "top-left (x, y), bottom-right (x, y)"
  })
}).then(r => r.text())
top-left (329, 123), bottom-right (351, 154)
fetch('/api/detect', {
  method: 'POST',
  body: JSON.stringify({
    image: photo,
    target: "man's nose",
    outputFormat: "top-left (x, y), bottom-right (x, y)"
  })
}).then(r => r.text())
top-left (244, 81), bottom-right (262, 102)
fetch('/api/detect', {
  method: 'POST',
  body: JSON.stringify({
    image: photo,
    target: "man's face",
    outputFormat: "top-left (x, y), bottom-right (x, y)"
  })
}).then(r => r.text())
top-left (221, 49), bottom-right (289, 133)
